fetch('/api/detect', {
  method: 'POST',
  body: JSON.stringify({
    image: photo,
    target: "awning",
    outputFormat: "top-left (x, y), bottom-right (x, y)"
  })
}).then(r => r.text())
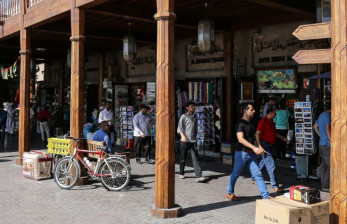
top-left (309, 71), bottom-right (331, 79)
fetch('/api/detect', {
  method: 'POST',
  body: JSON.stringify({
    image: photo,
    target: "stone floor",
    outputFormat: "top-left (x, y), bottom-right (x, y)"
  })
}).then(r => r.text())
top-left (0, 133), bottom-right (329, 224)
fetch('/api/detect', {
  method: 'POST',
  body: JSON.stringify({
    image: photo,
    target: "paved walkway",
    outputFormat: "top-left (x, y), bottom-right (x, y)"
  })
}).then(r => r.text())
top-left (0, 133), bottom-right (329, 224)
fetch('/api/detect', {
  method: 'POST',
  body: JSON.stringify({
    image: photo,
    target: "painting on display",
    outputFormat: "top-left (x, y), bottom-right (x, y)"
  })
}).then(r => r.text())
top-left (256, 68), bottom-right (297, 93)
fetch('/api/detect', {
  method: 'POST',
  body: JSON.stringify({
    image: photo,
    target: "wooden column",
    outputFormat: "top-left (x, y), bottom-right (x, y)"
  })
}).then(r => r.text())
top-left (150, 0), bottom-right (182, 218)
top-left (98, 53), bottom-right (104, 110)
top-left (16, 28), bottom-right (31, 165)
top-left (70, 8), bottom-right (85, 139)
top-left (330, 1), bottom-right (347, 223)
top-left (224, 31), bottom-right (233, 141)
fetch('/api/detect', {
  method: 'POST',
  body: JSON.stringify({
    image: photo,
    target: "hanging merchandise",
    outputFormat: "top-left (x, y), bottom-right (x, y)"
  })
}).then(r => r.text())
top-left (1, 56), bottom-right (20, 80)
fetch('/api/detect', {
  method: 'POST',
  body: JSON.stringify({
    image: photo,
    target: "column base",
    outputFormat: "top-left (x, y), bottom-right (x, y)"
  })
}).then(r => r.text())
top-left (150, 204), bottom-right (182, 218)
top-left (15, 157), bottom-right (23, 165)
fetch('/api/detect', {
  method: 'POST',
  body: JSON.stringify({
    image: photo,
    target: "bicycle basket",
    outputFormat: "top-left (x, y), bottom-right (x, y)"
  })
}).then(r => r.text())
top-left (47, 138), bottom-right (72, 155)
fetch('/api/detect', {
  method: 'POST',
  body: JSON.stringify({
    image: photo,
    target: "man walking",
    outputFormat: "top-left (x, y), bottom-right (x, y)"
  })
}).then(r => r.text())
top-left (314, 105), bottom-right (331, 192)
top-left (133, 105), bottom-right (154, 164)
top-left (177, 102), bottom-right (206, 183)
top-left (37, 105), bottom-right (50, 141)
top-left (254, 106), bottom-right (288, 192)
top-left (0, 105), bottom-right (7, 147)
top-left (226, 104), bottom-right (271, 200)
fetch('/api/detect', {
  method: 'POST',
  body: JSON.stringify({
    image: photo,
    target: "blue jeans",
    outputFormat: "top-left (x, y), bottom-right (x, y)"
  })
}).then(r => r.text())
top-left (226, 150), bottom-right (270, 199)
top-left (252, 141), bottom-right (279, 189)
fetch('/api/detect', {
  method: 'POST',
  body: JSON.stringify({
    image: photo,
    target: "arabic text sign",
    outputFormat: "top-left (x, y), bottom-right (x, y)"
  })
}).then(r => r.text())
top-left (292, 49), bottom-right (331, 64)
top-left (187, 45), bottom-right (224, 72)
top-left (292, 22), bottom-right (331, 40)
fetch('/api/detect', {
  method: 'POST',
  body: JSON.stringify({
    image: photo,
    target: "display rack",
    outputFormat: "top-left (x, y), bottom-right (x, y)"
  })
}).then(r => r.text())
top-left (195, 105), bottom-right (215, 159)
top-left (120, 106), bottom-right (134, 144)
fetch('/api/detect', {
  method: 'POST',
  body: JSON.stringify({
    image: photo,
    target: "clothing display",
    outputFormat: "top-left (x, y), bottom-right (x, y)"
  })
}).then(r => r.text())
top-left (188, 82), bottom-right (213, 104)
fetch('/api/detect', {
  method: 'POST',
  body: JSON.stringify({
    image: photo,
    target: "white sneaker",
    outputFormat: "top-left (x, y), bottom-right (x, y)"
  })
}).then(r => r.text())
top-left (196, 176), bottom-right (207, 182)
top-left (179, 174), bottom-right (185, 179)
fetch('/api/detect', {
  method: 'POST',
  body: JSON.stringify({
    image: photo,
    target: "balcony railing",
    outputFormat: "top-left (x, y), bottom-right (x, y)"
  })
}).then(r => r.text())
top-left (0, 0), bottom-right (44, 21)
top-left (0, 0), bottom-right (20, 21)
top-left (28, 0), bottom-right (43, 7)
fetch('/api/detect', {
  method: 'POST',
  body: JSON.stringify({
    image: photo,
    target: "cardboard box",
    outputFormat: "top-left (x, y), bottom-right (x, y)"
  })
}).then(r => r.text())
top-left (255, 196), bottom-right (329, 224)
top-left (23, 151), bottom-right (52, 180)
top-left (290, 185), bottom-right (320, 204)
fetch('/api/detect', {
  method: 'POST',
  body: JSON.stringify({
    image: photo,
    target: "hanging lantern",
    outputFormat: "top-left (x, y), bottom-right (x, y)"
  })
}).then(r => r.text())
top-left (123, 22), bottom-right (137, 63)
top-left (316, 0), bottom-right (331, 22)
top-left (198, 3), bottom-right (215, 53)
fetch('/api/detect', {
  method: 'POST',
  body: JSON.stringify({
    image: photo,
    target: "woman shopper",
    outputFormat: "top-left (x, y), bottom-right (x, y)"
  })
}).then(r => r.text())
top-left (273, 101), bottom-right (293, 160)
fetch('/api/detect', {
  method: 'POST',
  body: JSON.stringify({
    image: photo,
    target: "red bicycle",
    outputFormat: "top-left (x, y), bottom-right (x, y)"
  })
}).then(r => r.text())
top-left (53, 137), bottom-right (131, 191)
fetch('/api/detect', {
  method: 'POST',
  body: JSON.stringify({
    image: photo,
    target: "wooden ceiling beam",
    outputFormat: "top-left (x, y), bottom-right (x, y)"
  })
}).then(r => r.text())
top-left (85, 9), bottom-right (198, 30)
top-left (245, 0), bottom-right (315, 18)
top-left (32, 28), bottom-right (155, 44)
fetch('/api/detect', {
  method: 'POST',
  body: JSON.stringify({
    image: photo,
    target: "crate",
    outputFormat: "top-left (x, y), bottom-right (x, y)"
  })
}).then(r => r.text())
top-left (47, 138), bottom-right (72, 155)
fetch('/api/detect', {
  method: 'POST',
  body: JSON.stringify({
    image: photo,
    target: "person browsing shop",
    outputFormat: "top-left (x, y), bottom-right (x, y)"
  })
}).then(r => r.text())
top-left (133, 105), bottom-right (154, 164)
top-left (253, 105), bottom-right (288, 193)
top-left (93, 121), bottom-right (114, 154)
top-left (226, 103), bottom-right (271, 201)
top-left (0, 105), bottom-right (7, 148)
top-left (177, 102), bottom-right (206, 183)
top-left (263, 96), bottom-right (276, 118)
top-left (314, 104), bottom-right (331, 192)
top-left (37, 105), bottom-right (50, 142)
top-left (98, 101), bottom-right (115, 146)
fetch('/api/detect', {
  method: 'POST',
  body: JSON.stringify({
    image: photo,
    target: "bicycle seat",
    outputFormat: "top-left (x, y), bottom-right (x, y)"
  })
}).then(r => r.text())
top-left (97, 146), bottom-right (108, 153)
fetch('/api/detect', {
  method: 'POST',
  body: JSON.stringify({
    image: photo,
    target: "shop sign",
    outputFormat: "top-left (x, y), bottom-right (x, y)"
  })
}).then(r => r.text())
top-left (187, 34), bottom-right (224, 72)
top-left (253, 22), bottom-right (317, 68)
top-left (127, 46), bottom-right (156, 76)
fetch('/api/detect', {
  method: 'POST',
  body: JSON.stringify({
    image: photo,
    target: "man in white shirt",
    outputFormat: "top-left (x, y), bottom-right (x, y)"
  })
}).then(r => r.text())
top-left (133, 105), bottom-right (154, 164)
top-left (98, 101), bottom-right (115, 145)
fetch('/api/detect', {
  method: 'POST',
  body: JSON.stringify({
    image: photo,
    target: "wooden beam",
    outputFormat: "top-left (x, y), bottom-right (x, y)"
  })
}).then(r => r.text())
top-left (224, 31), bottom-right (233, 141)
top-left (70, 7), bottom-right (85, 139)
top-left (292, 49), bottom-right (331, 64)
top-left (16, 28), bottom-right (31, 165)
top-left (330, 0), bottom-right (347, 223)
top-left (292, 22), bottom-right (331, 40)
top-left (150, 0), bottom-right (182, 219)
top-left (32, 28), bottom-right (155, 44)
top-left (245, 0), bottom-right (315, 19)
top-left (85, 8), bottom-right (198, 30)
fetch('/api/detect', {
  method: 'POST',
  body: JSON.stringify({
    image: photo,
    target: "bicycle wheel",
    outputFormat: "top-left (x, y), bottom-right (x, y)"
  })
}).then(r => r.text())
top-left (99, 158), bottom-right (131, 191)
top-left (54, 157), bottom-right (80, 190)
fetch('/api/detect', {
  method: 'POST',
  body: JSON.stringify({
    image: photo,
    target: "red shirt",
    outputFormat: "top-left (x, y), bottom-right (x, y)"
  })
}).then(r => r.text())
top-left (257, 116), bottom-right (277, 144)
top-left (38, 109), bottom-right (50, 122)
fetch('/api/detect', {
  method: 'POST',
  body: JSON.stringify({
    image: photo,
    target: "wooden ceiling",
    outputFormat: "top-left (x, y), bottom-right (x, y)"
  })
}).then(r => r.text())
top-left (0, 0), bottom-right (315, 62)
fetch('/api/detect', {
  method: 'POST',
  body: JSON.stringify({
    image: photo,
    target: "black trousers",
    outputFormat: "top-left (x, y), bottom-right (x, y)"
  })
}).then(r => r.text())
top-left (134, 136), bottom-right (151, 160)
top-left (275, 129), bottom-right (288, 159)
top-left (179, 142), bottom-right (202, 178)
top-left (319, 145), bottom-right (330, 189)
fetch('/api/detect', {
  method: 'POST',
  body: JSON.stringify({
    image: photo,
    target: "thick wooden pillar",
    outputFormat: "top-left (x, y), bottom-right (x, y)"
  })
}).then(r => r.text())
top-left (150, 0), bottom-right (182, 218)
top-left (70, 8), bottom-right (85, 139)
top-left (224, 32), bottom-right (233, 141)
top-left (16, 28), bottom-right (31, 165)
top-left (98, 53), bottom-right (104, 110)
top-left (330, 1), bottom-right (347, 223)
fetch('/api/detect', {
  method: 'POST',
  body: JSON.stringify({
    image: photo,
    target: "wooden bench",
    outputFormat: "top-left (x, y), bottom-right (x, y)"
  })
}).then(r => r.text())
top-left (86, 140), bottom-right (131, 165)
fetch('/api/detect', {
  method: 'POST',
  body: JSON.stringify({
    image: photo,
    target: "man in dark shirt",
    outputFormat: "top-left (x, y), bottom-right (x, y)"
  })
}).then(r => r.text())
top-left (226, 104), bottom-right (271, 200)
top-left (253, 106), bottom-right (288, 192)
top-left (0, 105), bottom-right (7, 147)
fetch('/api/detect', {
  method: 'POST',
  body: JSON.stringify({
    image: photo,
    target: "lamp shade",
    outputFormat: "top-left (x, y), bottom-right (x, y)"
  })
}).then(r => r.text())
top-left (123, 34), bottom-right (137, 63)
top-left (198, 17), bottom-right (215, 52)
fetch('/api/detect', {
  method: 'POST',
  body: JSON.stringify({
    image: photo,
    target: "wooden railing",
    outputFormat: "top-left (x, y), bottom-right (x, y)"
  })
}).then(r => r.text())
top-left (0, 0), bottom-right (20, 21)
top-left (0, 0), bottom-right (45, 21)
top-left (27, 0), bottom-right (43, 7)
